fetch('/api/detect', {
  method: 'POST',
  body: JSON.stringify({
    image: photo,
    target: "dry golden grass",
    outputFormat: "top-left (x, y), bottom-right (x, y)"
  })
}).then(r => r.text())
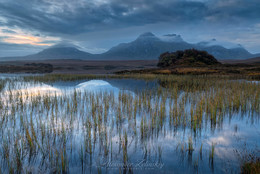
top-left (241, 160), bottom-right (260, 174)
top-left (154, 69), bottom-right (172, 74)
top-left (174, 67), bottom-right (219, 74)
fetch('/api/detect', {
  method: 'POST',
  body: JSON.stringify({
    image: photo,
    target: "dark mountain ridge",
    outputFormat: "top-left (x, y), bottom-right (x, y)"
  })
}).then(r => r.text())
top-left (0, 32), bottom-right (259, 61)
top-left (25, 47), bottom-right (93, 60)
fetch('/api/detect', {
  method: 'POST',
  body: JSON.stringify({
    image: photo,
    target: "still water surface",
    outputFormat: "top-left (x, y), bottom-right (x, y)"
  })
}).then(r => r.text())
top-left (0, 76), bottom-right (259, 173)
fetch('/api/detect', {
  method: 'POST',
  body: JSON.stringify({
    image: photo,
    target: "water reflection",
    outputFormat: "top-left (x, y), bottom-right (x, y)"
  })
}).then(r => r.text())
top-left (0, 77), bottom-right (259, 174)
top-left (2, 80), bottom-right (129, 98)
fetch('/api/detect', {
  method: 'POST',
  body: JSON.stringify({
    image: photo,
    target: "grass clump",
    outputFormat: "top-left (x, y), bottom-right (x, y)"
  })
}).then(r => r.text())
top-left (241, 158), bottom-right (260, 174)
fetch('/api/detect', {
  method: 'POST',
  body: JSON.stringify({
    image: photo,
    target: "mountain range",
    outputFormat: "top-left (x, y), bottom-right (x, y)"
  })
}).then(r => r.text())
top-left (1, 32), bottom-right (260, 61)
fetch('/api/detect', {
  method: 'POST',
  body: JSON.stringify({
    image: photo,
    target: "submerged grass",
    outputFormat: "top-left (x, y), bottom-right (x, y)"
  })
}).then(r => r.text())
top-left (0, 79), bottom-right (6, 92)
top-left (241, 159), bottom-right (260, 174)
top-left (0, 74), bottom-right (259, 173)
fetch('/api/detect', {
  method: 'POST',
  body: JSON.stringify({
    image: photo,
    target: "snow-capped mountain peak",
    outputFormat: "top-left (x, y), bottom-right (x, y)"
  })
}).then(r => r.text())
top-left (138, 32), bottom-right (156, 38)
top-left (160, 34), bottom-right (184, 42)
top-left (198, 39), bottom-right (243, 49)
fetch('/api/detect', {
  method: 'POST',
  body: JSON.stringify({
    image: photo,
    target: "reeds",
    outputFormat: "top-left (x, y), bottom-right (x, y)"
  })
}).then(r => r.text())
top-left (209, 142), bottom-right (215, 167)
top-left (0, 74), bottom-right (258, 173)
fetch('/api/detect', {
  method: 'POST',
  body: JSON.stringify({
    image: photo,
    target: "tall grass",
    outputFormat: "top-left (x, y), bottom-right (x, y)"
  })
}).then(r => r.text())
top-left (0, 74), bottom-right (258, 173)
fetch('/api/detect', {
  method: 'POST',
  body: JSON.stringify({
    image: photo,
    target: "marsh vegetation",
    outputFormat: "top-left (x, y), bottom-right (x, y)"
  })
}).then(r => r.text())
top-left (0, 74), bottom-right (259, 173)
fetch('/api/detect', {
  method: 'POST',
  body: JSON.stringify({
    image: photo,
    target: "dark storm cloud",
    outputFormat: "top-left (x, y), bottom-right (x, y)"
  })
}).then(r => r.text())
top-left (0, 0), bottom-right (259, 35)
top-left (0, 0), bottom-right (208, 35)
top-left (1, 0), bottom-right (260, 56)
top-left (206, 0), bottom-right (260, 23)
top-left (0, 0), bottom-right (260, 34)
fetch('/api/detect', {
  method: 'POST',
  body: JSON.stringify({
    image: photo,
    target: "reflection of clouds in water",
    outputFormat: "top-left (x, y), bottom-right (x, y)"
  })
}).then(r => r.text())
top-left (19, 84), bottom-right (62, 96)
top-left (206, 121), bottom-right (260, 160)
top-left (1, 84), bottom-right (62, 105)
top-left (215, 147), bottom-right (237, 160)
top-left (154, 120), bottom-right (260, 162)
top-left (206, 132), bottom-right (235, 160)
top-left (2, 80), bottom-right (126, 99)
top-left (3, 81), bottom-right (62, 97)
top-left (207, 134), bottom-right (232, 146)
top-left (1, 79), bottom-right (133, 134)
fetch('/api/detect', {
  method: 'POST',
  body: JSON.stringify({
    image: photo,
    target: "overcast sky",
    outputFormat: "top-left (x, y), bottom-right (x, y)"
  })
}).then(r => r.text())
top-left (1, 0), bottom-right (260, 57)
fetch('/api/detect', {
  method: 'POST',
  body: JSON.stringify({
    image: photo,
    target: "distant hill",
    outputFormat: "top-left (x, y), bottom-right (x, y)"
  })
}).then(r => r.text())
top-left (0, 44), bottom-right (93, 61)
top-left (99, 32), bottom-right (193, 60)
top-left (24, 46), bottom-right (93, 60)
top-left (200, 46), bottom-right (252, 60)
top-left (220, 57), bottom-right (260, 64)
top-left (0, 32), bottom-right (259, 61)
top-left (102, 32), bottom-right (254, 60)
top-left (11, 43), bottom-right (93, 60)
top-left (157, 49), bottom-right (220, 67)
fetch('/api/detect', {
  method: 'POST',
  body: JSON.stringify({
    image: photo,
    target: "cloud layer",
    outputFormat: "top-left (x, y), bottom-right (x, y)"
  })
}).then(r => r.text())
top-left (0, 0), bottom-right (260, 56)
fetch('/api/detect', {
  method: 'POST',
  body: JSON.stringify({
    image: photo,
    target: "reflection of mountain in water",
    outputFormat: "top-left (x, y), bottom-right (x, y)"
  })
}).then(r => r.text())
top-left (105, 79), bottom-right (157, 92)
top-left (45, 80), bottom-right (121, 93)
top-left (76, 80), bottom-right (119, 92)
top-left (2, 80), bottom-right (133, 103)
top-left (76, 80), bottom-right (110, 88)
top-left (49, 79), bottom-right (158, 92)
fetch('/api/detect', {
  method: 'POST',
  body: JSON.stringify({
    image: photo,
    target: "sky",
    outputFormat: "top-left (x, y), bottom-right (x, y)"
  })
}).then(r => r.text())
top-left (0, 0), bottom-right (260, 57)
